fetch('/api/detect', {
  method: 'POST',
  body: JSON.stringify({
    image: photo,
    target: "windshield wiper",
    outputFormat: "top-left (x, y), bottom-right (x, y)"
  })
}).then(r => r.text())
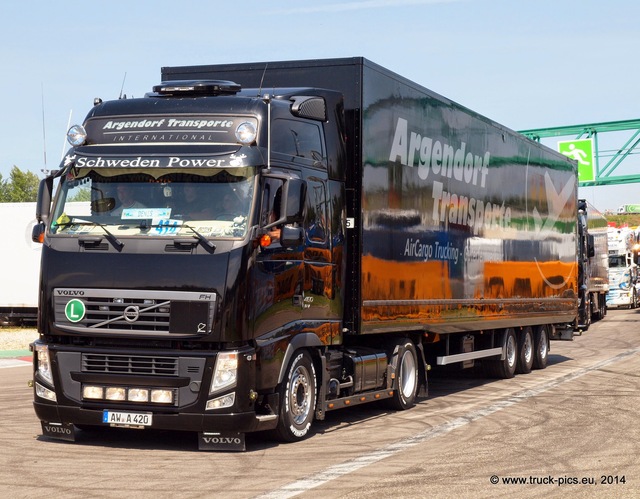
top-left (183, 224), bottom-right (217, 253)
top-left (135, 222), bottom-right (217, 254)
top-left (58, 221), bottom-right (124, 252)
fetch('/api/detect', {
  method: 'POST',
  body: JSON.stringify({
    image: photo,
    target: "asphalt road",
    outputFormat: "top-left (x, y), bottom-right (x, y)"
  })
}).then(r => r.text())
top-left (1, 309), bottom-right (639, 498)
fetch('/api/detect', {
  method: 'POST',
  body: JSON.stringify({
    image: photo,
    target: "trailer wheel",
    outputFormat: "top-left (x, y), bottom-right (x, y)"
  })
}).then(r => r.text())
top-left (486, 328), bottom-right (517, 379)
top-left (387, 340), bottom-right (418, 410)
top-left (516, 327), bottom-right (534, 374)
top-left (272, 351), bottom-right (317, 442)
top-left (532, 325), bottom-right (549, 370)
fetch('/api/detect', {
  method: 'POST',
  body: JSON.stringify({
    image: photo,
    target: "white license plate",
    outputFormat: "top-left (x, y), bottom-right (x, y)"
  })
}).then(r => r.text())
top-left (102, 410), bottom-right (152, 428)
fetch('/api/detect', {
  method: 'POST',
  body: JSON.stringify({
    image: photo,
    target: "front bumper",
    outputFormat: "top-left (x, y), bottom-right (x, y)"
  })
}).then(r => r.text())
top-left (34, 400), bottom-right (278, 434)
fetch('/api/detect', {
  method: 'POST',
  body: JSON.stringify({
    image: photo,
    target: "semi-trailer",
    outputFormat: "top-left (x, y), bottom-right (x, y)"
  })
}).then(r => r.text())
top-left (0, 202), bottom-right (40, 326)
top-left (575, 199), bottom-right (609, 329)
top-left (606, 226), bottom-right (638, 309)
top-left (31, 57), bottom-right (579, 450)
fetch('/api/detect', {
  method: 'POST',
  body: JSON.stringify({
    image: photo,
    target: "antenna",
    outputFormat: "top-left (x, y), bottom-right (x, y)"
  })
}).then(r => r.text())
top-left (258, 63), bottom-right (268, 97)
top-left (61, 110), bottom-right (72, 160)
top-left (41, 83), bottom-right (47, 169)
top-left (119, 72), bottom-right (127, 99)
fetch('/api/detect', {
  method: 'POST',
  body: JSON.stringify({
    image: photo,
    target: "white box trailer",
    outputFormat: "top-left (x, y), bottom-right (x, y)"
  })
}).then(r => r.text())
top-left (0, 202), bottom-right (40, 325)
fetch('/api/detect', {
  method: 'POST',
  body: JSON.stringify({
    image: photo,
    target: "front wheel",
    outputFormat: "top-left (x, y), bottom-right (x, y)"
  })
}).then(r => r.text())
top-left (272, 351), bottom-right (317, 442)
top-left (387, 340), bottom-right (418, 410)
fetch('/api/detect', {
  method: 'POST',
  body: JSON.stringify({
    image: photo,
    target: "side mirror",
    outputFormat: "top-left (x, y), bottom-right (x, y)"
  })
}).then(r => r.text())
top-left (282, 178), bottom-right (306, 224)
top-left (32, 222), bottom-right (45, 244)
top-left (35, 177), bottom-right (54, 224)
top-left (587, 234), bottom-right (595, 258)
top-left (280, 226), bottom-right (303, 247)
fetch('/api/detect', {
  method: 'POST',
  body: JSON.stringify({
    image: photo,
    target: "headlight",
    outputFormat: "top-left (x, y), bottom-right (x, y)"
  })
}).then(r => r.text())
top-left (35, 344), bottom-right (54, 386)
top-left (35, 382), bottom-right (57, 402)
top-left (83, 385), bottom-right (104, 400)
top-left (206, 392), bottom-right (235, 411)
top-left (151, 389), bottom-right (174, 404)
top-left (128, 388), bottom-right (149, 402)
top-left (106, 387), bottom-right (126, 401)
top-left (210, 351), bottom-right (238, 394)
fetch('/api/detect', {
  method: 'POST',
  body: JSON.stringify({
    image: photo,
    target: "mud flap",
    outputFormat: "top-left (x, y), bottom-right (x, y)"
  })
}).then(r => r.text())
top-left (41, 421), bottom-right (75, 441)
top-left (416, 342), bottom-right (429, 398)
top-left (198, 432), bottom-right (245, 451)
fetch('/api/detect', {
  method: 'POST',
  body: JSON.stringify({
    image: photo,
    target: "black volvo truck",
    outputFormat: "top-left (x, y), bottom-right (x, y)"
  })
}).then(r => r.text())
top-left (31, 58), bottom-right (579, 450)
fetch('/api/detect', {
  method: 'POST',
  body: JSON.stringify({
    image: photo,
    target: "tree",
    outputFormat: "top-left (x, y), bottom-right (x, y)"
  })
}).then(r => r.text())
top-left (0, 166), bottom-right (40, 202)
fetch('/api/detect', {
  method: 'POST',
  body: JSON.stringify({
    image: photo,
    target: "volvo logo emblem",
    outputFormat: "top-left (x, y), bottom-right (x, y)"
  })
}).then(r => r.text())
top-left (123, 305), bottom-right (140, 323)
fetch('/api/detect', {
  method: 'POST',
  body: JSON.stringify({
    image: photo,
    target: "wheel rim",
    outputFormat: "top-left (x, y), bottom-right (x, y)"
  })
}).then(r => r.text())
top-left (399, 349), bottom-right (417, 398)
top-left (289, 365), bottom-right (312, 425)
top-left (506, 334), bottom-right (517, 368)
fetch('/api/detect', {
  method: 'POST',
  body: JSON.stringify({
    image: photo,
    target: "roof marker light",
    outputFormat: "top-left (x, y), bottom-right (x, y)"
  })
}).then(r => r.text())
top-left (235, 121), bottom-right (257, 145)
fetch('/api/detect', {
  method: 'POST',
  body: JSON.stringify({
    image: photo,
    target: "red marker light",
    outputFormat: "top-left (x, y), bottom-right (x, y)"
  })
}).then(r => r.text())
top-left (260, 234), bottom-right (272, 247)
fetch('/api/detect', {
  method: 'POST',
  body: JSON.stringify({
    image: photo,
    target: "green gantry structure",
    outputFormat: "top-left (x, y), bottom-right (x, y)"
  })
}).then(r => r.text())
top-left (520, 119), bottom-right (640, 187)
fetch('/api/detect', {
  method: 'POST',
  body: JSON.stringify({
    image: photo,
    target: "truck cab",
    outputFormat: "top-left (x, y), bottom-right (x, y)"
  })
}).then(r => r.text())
top-left (32, 80), bottom-right (348, 449)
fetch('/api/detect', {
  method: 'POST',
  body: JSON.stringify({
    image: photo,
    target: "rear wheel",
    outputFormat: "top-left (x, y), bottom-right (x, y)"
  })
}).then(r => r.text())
top-left (486, 328), bottom-right (517, 379)
top-left (532, 325), bottom-right (549, 370)
top-left (516, 327), bottom-right (534, 374)
top-left (272, 351), bottom-right (317, 442)
top-left (387, 340), bottom-right (418, 410)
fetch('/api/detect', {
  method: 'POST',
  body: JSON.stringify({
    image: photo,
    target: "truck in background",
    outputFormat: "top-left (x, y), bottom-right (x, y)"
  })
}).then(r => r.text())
top-left (617, 204), bottom-right (640, 215)
top-left (606, 226), bottom-right (638, 309)
top-left (575, 199), bottom-right (609, 330)
top-left (0, 202), bottom-right (40, 325)
top-left (31, 57), bottom-right (579, 450)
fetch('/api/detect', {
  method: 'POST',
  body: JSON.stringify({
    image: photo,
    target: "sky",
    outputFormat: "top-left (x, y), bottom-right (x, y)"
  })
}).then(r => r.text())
top-left (1, 0), bottom-right (638, 212)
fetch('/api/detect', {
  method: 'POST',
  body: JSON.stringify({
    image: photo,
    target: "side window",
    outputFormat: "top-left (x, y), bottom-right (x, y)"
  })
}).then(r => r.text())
top-left (305, 179), bottom-right (327, 248)
top-left (272, 119), bottom-right (325, 166)
top-left (260, 178), bottom-right (284, 227)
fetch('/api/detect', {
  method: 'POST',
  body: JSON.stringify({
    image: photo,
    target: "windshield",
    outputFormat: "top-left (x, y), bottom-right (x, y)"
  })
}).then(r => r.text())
top-left (50, 166), bottom-right (255, 239)
top-left (609, 255), bottom-right (626, 268)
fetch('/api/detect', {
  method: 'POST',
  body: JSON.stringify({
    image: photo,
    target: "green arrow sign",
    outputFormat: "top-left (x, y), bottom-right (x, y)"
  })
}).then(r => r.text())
top-left (558, 138), bottom-right (595, 183)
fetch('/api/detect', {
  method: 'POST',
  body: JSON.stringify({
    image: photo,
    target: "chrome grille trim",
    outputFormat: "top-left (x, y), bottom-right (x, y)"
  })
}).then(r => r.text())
top-left (53, 288), bottom-right (216, 336)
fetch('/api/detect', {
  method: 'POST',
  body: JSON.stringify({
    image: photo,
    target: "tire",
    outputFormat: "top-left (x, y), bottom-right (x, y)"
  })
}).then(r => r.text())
top-left (387, 340), bottom-right (419, 410)
top-left (516, 327), bottom-right (534, 374)
top-left (532, 325), bottom-right (549, 370)
top-left (486, 328), bottom-right (517, 379)
top-left (272, 351), bottom-right (317, 442)
top-left (584, 295), bottom-right (592, 329)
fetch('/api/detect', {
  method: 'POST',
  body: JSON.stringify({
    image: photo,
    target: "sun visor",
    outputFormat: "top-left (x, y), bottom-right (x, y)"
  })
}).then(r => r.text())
top-left (82, 115), bottom-right (259, 146)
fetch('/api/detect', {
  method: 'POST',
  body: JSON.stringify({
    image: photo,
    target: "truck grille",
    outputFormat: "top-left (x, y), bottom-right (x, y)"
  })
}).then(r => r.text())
top-left (53, 288), bottom-right (216, 336)
top-left (85, 296), bottom-right (170, 331)
top-left (83, 353), bottom-right (179, 376)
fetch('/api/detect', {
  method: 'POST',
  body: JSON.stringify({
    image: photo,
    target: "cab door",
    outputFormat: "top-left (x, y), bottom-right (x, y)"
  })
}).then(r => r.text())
top-left (301, 177), bottom-right (343, 333)
top-left (252, 177), bottom-right (304, 339)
